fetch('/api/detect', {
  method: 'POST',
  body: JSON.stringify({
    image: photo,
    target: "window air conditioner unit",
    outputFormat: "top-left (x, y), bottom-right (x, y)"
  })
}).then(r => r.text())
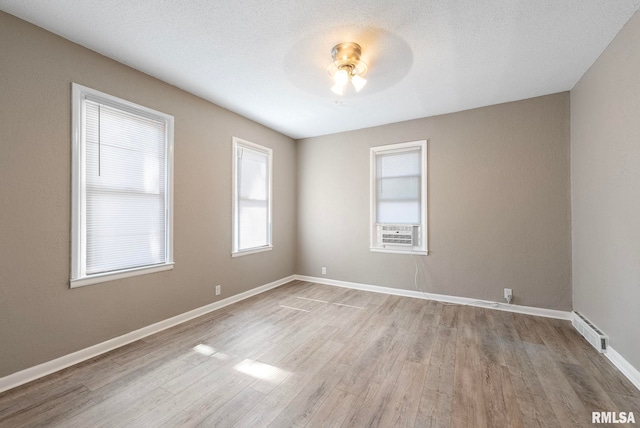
top-left (378, 224), bottom-right (418, 246)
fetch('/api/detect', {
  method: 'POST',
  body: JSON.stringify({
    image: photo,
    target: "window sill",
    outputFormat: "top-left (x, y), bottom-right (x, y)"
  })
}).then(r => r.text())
top-left (70, 262), bottom-right (174, 288)
top-left (232, 246), bottom-right (273, 258)
top-left (370, 247), bottom-right (428, 256)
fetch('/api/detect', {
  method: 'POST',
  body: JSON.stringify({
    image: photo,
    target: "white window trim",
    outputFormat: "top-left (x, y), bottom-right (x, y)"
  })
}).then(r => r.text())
top-left (231, 246), bottom-right (273, 258)
top-left (370, 140), bottom-right (428, 255)
top-left (70, 83), bottom-right (174, 288)
top-left (231, 137), bottom-right (273, 257)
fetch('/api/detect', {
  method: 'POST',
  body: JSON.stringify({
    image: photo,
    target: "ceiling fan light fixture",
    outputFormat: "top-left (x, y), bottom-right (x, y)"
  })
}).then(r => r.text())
top-left (327, 42), bottom-right (368, 95)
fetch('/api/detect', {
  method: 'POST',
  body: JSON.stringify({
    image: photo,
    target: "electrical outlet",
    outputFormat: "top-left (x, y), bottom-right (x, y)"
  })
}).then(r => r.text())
top-left (504, 288), bottom-right (512, 304)
top-left (215, 285), bottom-right (221, 296)
top-left (321, 267), bottom-right (327, 275)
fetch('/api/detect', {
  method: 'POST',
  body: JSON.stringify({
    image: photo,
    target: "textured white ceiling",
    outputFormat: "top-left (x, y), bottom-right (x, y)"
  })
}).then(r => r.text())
top-left (2, 1), bottom-right (639, 139)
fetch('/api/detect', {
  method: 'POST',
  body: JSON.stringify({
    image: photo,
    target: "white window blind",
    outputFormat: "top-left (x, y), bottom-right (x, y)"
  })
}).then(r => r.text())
top-left (233, 138), bottom-right (272, 255)
top-left (85, 101), bottom-right (167, 273)
top-left (376, 148), bottom-right (421, 224)
top-left (71, 83), bottom-right (174, 287)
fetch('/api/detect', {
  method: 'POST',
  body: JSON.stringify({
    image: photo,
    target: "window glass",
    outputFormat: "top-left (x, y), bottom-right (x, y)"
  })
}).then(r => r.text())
top-left (233, 138), bottom-right (272, 255)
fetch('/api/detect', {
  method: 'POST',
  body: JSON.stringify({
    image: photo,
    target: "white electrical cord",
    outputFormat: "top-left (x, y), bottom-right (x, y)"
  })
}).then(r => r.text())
top-left (410, 249), bottom-right (513, 309)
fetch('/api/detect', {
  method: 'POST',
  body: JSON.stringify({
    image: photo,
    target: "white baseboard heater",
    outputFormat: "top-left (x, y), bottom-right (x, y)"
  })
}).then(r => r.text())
top-left (572, 311), bottom-right (608, 353)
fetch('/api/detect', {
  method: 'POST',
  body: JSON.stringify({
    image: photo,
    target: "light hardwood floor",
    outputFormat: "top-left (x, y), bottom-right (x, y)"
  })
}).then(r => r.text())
top-left (1, 280), bottom-right (639, 427)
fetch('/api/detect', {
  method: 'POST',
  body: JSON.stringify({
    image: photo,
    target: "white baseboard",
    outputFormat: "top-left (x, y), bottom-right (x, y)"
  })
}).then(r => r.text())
top-left (0, 275), bottom-right (295, 394)
top-left (294, 275), bottom-right (572, 320)
top-left (606, 346), bottom-right (640, 391)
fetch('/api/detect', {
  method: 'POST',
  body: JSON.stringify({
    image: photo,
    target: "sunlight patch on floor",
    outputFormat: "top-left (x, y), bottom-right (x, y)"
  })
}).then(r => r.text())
top-left (279, 305), bottom-right (310, 312)
top-left (193, 344), bottom-right (216, 356)
top-left (332, 303), bottom-right (365, 309)
top-left (233, 359), bottom-right (292, 383)
top-left (296, 296), bottom-right (328, 303)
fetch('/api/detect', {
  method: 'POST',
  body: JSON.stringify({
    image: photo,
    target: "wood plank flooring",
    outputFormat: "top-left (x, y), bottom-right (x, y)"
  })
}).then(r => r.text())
top-left (1, 280), bottom-right (638, 427)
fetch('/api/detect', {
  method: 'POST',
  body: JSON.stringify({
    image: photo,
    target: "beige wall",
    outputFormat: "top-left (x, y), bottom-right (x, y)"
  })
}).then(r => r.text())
top-left (571, 11), bottom-right (640, 369)
top-left (0, 12), bottom-right (297, 377)
top-left (296, 93), bottom-right (572, 311)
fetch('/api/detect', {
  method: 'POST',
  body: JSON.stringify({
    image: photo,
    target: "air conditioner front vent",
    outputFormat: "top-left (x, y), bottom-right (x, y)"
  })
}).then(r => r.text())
top-left (571, 311), bottom-right (608, 353)
top-left (378, 224), bottom-right (416, 246)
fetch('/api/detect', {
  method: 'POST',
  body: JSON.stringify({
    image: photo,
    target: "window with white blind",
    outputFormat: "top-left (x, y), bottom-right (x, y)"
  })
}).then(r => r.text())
top-left (232, 138), bottom-right (272, 256)
top-left (71, 83), bottom-right (174, 288)
top-left (370, 140), bottom-right (428, 255)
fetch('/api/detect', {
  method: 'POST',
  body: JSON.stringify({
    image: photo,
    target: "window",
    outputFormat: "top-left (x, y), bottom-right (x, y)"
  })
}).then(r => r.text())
top-left (232, 137), bottom-right (272, 256)
top-left (71, 83), bottom-right (174, 287)
top-left (370, 140), bottom-right (428, 254)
